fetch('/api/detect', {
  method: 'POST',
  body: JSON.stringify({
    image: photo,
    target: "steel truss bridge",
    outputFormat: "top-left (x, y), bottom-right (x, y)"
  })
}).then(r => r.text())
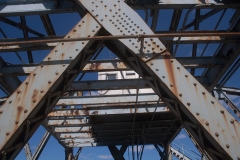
top-left (0, 0), bottom-right (239, 160)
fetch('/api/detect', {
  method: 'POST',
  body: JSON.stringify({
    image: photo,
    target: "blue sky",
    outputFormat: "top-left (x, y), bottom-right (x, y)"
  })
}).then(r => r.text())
top-left (0, 5), bottom-right (239, 160)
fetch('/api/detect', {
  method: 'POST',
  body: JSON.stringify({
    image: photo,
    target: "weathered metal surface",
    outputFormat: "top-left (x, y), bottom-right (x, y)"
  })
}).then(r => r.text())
top-left (57, 94), bottom-right (160, 106)
top-left (0, 57), bottom-right (224, 76)
top-left (0, 13), bottom-right (102, 159)
top-left (53, 126), bottom-right (178, 133)
top-left (1, 32), bottom-right (240, 46)
top-left (78, 0), bottom-right (240, 159)
top-left (48, 106), bottom-right (168, 116)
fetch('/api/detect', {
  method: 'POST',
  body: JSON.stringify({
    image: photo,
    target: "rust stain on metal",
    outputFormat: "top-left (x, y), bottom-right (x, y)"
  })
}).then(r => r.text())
top-left (31, 89), bottom-right (39, 102)
top-left (75, 110), bottom-right (79, 115)
top-left (83, 110), bottom-right (89, 115)
top-left (163, 53), bottom-right (178, 95)
top-left (89, 63), bottom-right (102, 70)
top-left (15, 106), bottom-right (23, 127)
top-left (92, 111), bottom-right (98, 115)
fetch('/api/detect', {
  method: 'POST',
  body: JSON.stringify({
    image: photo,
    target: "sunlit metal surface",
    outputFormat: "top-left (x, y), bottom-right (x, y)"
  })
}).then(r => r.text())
top-left (0, 0), bottom-right (239, 159)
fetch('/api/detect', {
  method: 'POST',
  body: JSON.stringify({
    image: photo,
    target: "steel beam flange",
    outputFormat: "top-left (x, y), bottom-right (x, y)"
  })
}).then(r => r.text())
top-left (78, 0), bottom-right (240, 159)
top-left (0, 13), bottom-right (102, 160)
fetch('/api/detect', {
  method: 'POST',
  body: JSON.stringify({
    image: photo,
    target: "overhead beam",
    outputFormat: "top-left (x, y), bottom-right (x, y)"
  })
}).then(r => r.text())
top-left (0, 1), bottom-right (239, 16)
top-left (57, 94), bottom-right (160, 106)
top-left (48, 106), bottom-right (168, 117)
top-left (1, 36), bottom-right (238, 52)
top-left (1, 31), bottom-right (239, 46)
top-left (0, 57), bottom-right (225, 76)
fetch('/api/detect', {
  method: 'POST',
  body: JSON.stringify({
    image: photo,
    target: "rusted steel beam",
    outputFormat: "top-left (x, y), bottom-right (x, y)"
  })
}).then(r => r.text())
top-left (0, 57), bottom-right (224, 76)
top-left (0, 13), bottom-right (102, 160)
top-left (53, 126), bottom-right (179, 133)
top-left (60, 132), bottom-right (173, 139)
top-left (56, 94), bottom-right (160, 106)
top-left (1, 36), bottom-right (238, 52)
top-left (78, 0), bottom-right (239, 159)
top-left (1, 32), bottom-right (240, 46)
top-left (48, 106), bottom-right (168, 117)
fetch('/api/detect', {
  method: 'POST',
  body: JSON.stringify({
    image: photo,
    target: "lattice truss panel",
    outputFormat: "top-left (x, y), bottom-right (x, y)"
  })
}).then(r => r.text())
top-left (0, 0), bottom-right (239, 160)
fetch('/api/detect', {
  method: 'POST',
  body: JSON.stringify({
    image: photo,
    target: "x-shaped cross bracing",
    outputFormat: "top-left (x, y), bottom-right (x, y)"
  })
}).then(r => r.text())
top-left (0, 0), bottom-right (239, 159)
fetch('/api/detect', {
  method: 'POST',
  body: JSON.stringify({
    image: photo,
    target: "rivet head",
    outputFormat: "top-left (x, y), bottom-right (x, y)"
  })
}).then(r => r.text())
top-left (48, 81), bottom-right (52, 84)
top-left (205, 121), bottom-right (209, 126)
top-left (40, 90), bottom-right (44, 93)
top-left (196, 112), bottom-right (199, 115)
top-left (193, 83), bottom-right (197, 86)
top-left (170, 84), bottom-right (173, 87)
top-left (24, 109), bottom-right (28, 113)
top-left (15, 121), bottom-right (19, 124)
top-left (0, 110), bottom-right (3, 114)
top-left (17, 90), bottom-right (21, 94)
top-left (230, 119), bottom-right (234, 124)
top-left (33, 99), bottom-right (36, 103)
top-left (187, 102), bottom-right (190, 106)
top-left (6, 132), bottom-right (10, 136)
top-left (215, 132), bottom-right (219, 137)
top-left (76, 49), bottom-right (79, 51)
top-left (202, 92), bottom-right (205, 95)
top-left (69, 56), bottom-right (72, 59)
top-left (220, 110), bottom-right (224, 114)
top-left (177, 67), bottom-right (180, 69)
top-left (55, 50), bottom-right (58, 52)
top-left (25, 81), bottom-right (29, 85)
top-left (33, 73), bottom-right (36, 76)
top-left (55, 71), bottom-right (59, 75)
top-left (9, 100), bottom-right (12, 103)
top-left (226, 144), bottom-right (230, 148)
top-left (185, 75), bottom-right (188, 77)
top-left (156, 69), bottom-right (159, 71)
top-left (162, 76), bottom-right (165, 78)
top-left (179, 93), bottom-right (182, 97)
top-left (48, 57), bottom-right (51, 60)
top-left (211, 101), bottom-right (214, 104)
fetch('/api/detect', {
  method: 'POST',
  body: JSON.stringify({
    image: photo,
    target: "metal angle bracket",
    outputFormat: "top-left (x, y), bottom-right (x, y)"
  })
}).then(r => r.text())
top-left (77, 0), bottom-right (240, 159)
top-left (0, 13), bottom-right (102, 160)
